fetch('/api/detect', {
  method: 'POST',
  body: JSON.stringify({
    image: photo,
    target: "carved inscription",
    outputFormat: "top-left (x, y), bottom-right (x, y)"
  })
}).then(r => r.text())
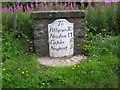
top-left (48, 19), bottom-right (74, 57)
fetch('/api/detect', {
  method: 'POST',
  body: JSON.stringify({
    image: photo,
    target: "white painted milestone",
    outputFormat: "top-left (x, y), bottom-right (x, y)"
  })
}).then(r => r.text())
top-left (48, 19), bottom-right (74, 57)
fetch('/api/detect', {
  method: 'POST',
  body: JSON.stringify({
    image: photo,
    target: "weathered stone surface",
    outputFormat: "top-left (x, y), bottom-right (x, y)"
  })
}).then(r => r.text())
top-left (31, 10), bottom-right (86, 57)
top-left (75, 29), bottom-right (86, 38)
top-left (39, 55), bottom-right (87, 67)
top-left (31, 10), bottom-right (85, 19)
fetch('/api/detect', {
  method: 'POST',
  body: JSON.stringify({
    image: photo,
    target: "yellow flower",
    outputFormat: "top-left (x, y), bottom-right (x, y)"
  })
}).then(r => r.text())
top-left (72, 67), bottom-right (74, 69)
top-left (87, 28), bottom-right (90, 31)
top-left (77, 44), bottom-right (80, 47)
top-left (26, 74), bottom-right (28, 76)
top-left (26, 71), bottom-right (28, 73)
top-left (73, 65), bottom-right (76, 67)
top-left (42, 83), bottom-right (45, 85)
top-left (22, 71), bottom-right (24, 74)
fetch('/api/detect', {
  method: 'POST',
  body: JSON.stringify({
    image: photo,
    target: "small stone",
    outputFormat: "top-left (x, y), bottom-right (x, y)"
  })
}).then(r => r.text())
top-left (65, 59), bottom-right (70, 62)
top-left (83, 56), bottom-right (87, 60)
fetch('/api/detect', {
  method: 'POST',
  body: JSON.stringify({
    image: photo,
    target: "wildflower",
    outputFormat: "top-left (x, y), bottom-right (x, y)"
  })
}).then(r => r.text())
top-left (26, 70), bottom-right (28, 73)
top-left (73, 65), bottom-right (76, 67)
top-left (104, 0), bottom-right (111, 6)
top-left (72, 67), bottom-right (74, 69)
top-left (26, 74), bottom-right (28, 76)
top-left (68, 0), bottom-right (70, 5)
top-left (26, 4), bottom-right (32, 12)
top-left (90, 40), bottom-right (93, 42)
top-left (60, 2), bottom-right (63, 10)
top-left (31, 3), bottom-right (34, 10)
top-left (73, 2), bottom-right (76, 7)
top-left (22, 71), bottom-right (24, 74)
top-left (18, 68), bottom-right (20, 70)
top-left (42, 83), bottom-right (45, 85)
top-left (77, 44), bottom-right (80, 47)
top-left (3, 68), bottom-right (5, 71)
top-left (87, 28), bottom-right (90, 31)
top-left (64, 3), bottom-right (67, 8)
top-left (89, 59), bottom-right (91, 61)
top-left (70, 3), bottom-right (73, 10)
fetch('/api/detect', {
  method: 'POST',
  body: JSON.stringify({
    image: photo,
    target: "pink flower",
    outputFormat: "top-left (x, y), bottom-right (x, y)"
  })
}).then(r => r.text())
top-left (68, 0), bottom-right (70, 5)
top-left (48, 3), bottom-right (53, 10)
top-left (40, 3), bottom-right (45, 10)
top-left (55, 0), bottom-right (58, 7)
top-left (88, 0), bottom-right (91, 2)
top-left (26, 4), bottom-right (32, 12)
top-left (14, 5), bottom-right (17, 10)
top-left (59, 2), bottom-right (63, 9)
top-left (64, 3), bottom-right (67, 9)
top-left (9, 6), bottom-right (13, 12)
top-left (4, 7), bottom-right (9, 13)
top-left (17, 0), bottom-right (20, 3)
top-left (70, 3), bottom-right (74, 10)
top-left (35, 0), bottom-right (38, 6)
top-left (80, 0), bottom-right (84, 3)
top-left (73, 2), bottom-right (76, 8)
top-left (17, 4), bottom-right (21, 10)
top-left (2, 8), bottom-right (5, 13)
top-left (20, 4), bottom-right (23, 10)
top-left (31, 3), bottom-right (34, 10)
top-left (104, 0), bottom-right (112, 6)
top-left (45, 4), bottom-right (49, 11)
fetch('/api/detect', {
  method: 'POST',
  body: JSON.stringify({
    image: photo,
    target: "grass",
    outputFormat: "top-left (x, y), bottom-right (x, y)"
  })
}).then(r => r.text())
top-left (2, 3), bottom-right (119, 88)
top-left (2, 28), bottom-right (119, 88)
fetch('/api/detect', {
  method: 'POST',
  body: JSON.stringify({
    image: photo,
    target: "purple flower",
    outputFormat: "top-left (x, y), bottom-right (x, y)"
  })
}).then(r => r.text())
top-left (5, 7), bottom-right (9, 13)
top-left (48, 3), bottom-right (53, 10)
top-left (104, 0), bottom-right (111, 6)
top-left (17, 0), bottom-right (20, 3)
top-left (14, 5), bottom-right (17, 10)
top-left (80, 0), bottom-right (84, 3)
top-left (9, 6), bottom-right (13, 12)
top-left (26, 4), bottom-right (32, 12)
top-left (73, 2), bottom-right (76, 8)
top-left (31, 3), bottom-right (34, 10)
top-left (20, 4), bottom-right (23, 9)
top-left (40, 3), bottom-right (45, 10)
top-left (68, 0), bottom-right (70, 5)
top-left (70, 3), bottom-right (74, 10)
top-left (59, 2), bottom-right (63, 9)
top-left (64, 3), bottom-right (67, 9)
top-left (2, 8), bottom-right (5, 13)
top-left (56, 0), bottom-right (58, 2)
top-left (16, 4), bottom-right (21, 10)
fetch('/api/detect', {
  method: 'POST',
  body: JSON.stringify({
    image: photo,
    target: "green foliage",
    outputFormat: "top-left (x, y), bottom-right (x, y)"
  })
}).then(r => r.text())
top-left (2, 11), bottom-right (33, 39)
top-left (2, 2), bottom-right (30, 8)
top-left (2, 28), bottom-right (119, 88)
top-left (2, 3), bottom-right (119, 88)
top-left (86, 3), bottom-right (119, 36)
top-left (83, 34), bottom-right (119, 58)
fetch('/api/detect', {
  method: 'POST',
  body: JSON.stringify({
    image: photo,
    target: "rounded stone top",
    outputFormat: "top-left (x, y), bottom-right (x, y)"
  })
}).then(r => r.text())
top-left (31, 10), bottom-right (85, 19)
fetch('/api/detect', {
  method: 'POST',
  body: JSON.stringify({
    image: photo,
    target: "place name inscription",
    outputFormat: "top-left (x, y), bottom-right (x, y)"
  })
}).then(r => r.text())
top-left (48, 19), bottom-right (74, 57)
